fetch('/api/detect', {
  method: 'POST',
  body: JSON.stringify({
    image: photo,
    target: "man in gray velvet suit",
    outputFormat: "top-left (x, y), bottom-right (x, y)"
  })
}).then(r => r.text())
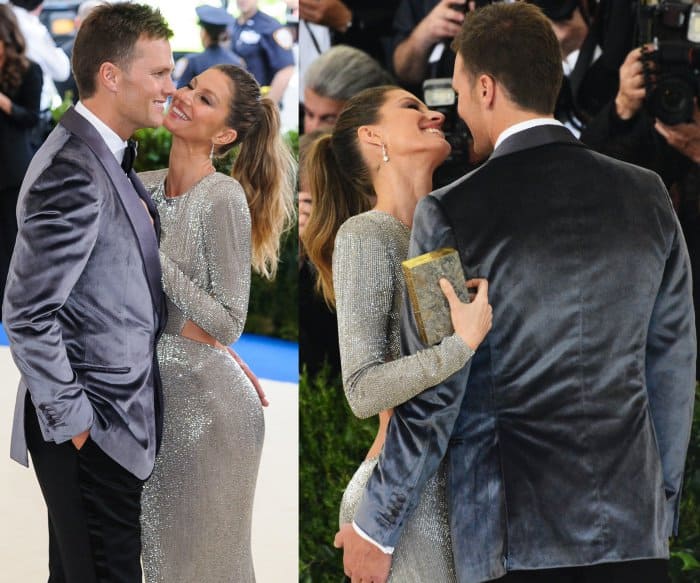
top-left (336, 3), bottom-right (696, 583)
top-left (3, 4), bottom-right (174, 581)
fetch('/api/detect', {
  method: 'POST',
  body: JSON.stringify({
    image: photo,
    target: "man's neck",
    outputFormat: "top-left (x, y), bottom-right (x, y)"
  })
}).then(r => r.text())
top-left (492, 111), bottom-right (560, 152)
top-left (491, 109), bottom-right (555, 146)
top-left (80, 97), bottom-right (132, 141)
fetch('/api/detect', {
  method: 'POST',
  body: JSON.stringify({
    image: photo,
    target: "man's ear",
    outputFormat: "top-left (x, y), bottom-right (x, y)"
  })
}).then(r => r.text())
top-left (478, 73), bottom-right (496, 107)
top-left (98, 62), bottom-right (120, 93)
top-left (357, 125), bottom-right (383, 147)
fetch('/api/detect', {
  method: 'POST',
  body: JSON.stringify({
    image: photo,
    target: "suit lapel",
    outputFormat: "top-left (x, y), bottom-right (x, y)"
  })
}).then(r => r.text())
top-left (59, 107), bottom-right (163, 315)
top-left (490, 124), bottom-right (584, 161)
top-left (130, 170), bottom-right (162, 240)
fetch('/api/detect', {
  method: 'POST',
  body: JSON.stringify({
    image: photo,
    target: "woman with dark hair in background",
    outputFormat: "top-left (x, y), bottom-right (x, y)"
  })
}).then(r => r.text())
top-left (302, 85), bottom-right (492, 581)
top-left (0, 4), bottom-right (41, 320)
top-left (139, 64), bottom-right (294, 582)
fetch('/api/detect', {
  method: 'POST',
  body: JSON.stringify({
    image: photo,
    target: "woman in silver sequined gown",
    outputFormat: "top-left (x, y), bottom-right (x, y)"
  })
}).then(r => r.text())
top-left (138, 65), bottom-right (294, 582)
top-left (302, 87), bottom-right (492, 581)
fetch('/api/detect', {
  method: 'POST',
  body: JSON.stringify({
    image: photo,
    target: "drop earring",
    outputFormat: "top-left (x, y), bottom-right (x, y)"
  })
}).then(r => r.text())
top-left (381, 143), bottom-right (389, 163)
top-left (209, 142), bottom-right (215, 161)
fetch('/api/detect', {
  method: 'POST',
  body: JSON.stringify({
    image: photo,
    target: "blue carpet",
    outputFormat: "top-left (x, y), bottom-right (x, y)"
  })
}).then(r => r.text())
top-left (0, 325), bottom-right (297, 384)
top-left (232, 334), bottom-right (298, 383)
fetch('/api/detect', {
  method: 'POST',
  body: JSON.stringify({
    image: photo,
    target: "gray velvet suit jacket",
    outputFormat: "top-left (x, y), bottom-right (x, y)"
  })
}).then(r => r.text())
top-left (353, 125), bottom-right (697, 582)
top-left (4, 107), bottom-right (165, 480)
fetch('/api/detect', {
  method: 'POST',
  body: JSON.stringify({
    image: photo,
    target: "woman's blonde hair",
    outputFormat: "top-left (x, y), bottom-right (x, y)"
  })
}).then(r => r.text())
top-left (216, 64), bottom-right (295, 279)
top-left (301, 86), bottom-right (397, 306)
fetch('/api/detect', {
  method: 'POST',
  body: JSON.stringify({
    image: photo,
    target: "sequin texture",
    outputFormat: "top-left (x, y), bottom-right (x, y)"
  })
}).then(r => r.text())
top-left (340, 458), bottom-right (456, 583)
top-left (333, 211), bottom-right (473, 582)
top-left (138, 169), bottom-right (264, 583)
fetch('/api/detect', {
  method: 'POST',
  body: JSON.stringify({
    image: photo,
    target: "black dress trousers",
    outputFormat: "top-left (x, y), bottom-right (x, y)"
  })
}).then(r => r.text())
top-left (24, 395), bottom-right (145, 583)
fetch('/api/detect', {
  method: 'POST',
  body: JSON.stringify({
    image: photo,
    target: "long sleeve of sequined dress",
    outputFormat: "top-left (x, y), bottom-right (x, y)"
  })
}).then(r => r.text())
top-left (139, 169), bottom-right (264, 583)
top-left (155, 173), bottom-right (249, 344)
top-left (333, 211), bottom-right (473, 419)
top-left (335, 211), bottom-right (472, 583)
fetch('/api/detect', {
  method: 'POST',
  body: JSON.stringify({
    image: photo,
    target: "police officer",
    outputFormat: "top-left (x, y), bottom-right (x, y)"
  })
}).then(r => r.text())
top-left (232, 0), bottom-right (295, 103)
top-left (175, 5), bottom-right (245, 89)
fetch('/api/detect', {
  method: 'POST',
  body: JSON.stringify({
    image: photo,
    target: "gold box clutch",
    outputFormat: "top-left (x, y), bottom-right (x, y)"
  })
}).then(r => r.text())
top-left (402, 247), bottom-right (469, 346)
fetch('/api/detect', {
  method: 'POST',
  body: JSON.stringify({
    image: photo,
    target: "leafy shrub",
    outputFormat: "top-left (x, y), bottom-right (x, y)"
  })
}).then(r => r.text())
top-left (671, 386), bottom-right (700, 582)
top-left (299, 366), bottom-right (377, 582)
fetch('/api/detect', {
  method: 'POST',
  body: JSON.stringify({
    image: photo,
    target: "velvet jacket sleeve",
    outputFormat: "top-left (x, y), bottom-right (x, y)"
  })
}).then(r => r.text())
top-left (353, 195), bottom-right (473, 547)
top-left (3, 153), bottom-right (98, 443)
top-left (644, 176), bottom-right (697, 537)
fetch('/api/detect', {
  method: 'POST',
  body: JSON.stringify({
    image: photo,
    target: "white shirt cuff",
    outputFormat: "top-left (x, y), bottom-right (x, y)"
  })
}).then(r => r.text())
top-left (352, 521), bottom-right (395, 554)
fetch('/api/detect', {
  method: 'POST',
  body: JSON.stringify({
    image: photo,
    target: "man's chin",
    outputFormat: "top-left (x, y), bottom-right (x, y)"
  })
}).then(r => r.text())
top-left (143, 113), bottom-right (167, 130)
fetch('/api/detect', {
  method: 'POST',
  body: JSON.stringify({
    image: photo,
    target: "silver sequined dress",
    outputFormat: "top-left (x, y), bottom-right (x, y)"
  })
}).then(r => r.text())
top-left (333, 211), bottom-right (474, 583)
top-left (139, 169), bottom-right (264, 583)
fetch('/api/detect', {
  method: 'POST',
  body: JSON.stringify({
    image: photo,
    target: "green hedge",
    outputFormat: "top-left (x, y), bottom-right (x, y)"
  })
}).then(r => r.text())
top-left (300, 375), bottom-right (700, 582)
top-left (299, 366), bottom-right (377, 582)
top-left (671, 387), bottom-right (700, 581)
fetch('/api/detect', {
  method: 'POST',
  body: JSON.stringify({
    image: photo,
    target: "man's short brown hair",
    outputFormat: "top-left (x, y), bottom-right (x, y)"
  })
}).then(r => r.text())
top-left (72, 3), bottom-right (173, 99)
top-left (452, 2), bottom-right (562, 115)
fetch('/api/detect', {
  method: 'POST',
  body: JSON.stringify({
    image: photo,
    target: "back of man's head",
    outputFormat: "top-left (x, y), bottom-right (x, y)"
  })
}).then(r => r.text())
top-left (72, 2), bottom-right (172, 100)
top-left (304, 45), bottom-right (394, 102)
top-left (452, 2), bottom-right (562, 115)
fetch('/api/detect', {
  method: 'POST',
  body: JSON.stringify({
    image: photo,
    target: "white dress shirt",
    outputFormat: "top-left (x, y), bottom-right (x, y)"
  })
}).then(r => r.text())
top-left (494, 117), bottom-right (566, 151)
top-left (74, 101), bottom-right (128, 164)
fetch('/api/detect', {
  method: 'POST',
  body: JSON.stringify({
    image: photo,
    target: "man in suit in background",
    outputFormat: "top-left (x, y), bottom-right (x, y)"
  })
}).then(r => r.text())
top-left (336, 3), bottom-right (696, 582)
top-left (3, 4), bottom-right (173, 581)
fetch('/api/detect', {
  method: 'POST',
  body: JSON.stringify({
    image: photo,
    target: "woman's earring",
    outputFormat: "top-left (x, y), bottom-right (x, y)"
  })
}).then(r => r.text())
top-left (381, 143), bottom-right (389, 163)
top-left (209, 142), bottom-right (215, 161)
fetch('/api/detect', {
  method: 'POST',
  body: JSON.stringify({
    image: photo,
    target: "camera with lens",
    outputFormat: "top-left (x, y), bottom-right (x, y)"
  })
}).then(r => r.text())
top-left (637, 0), bottom-right (700, 125)
top-left (422, 78), bottom-right (475, 188)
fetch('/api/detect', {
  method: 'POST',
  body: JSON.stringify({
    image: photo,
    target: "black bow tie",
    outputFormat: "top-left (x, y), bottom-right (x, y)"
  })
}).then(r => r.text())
top-left (121, 139), bottom-right (137, 174)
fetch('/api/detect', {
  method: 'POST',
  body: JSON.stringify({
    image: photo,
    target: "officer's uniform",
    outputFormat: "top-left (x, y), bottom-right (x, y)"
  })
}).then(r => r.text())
top-left (175, 6), bottom-right (246, 89)
top-left (231, 9), bottom-right (294, 87)
top-left (177, 46), bottom-right (245, 89)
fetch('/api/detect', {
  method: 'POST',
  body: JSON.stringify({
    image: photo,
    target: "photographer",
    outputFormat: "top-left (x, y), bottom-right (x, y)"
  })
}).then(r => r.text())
top-left (655, 107), bottom-right (700, 165)
top-left (392, 0), bottom-right (466, 92)
top-left (528, 0), bottom-right (633, 135)
top-left (299, 0), bottom-right (399, 66)
top-left (582, 43), bottom-right (700, 379)
top-left (581, 44), bottom-right (698, 193)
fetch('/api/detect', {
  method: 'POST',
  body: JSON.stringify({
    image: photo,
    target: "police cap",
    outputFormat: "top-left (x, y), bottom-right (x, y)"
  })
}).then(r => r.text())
top-left (195, 5), bottom-right (235, 27)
